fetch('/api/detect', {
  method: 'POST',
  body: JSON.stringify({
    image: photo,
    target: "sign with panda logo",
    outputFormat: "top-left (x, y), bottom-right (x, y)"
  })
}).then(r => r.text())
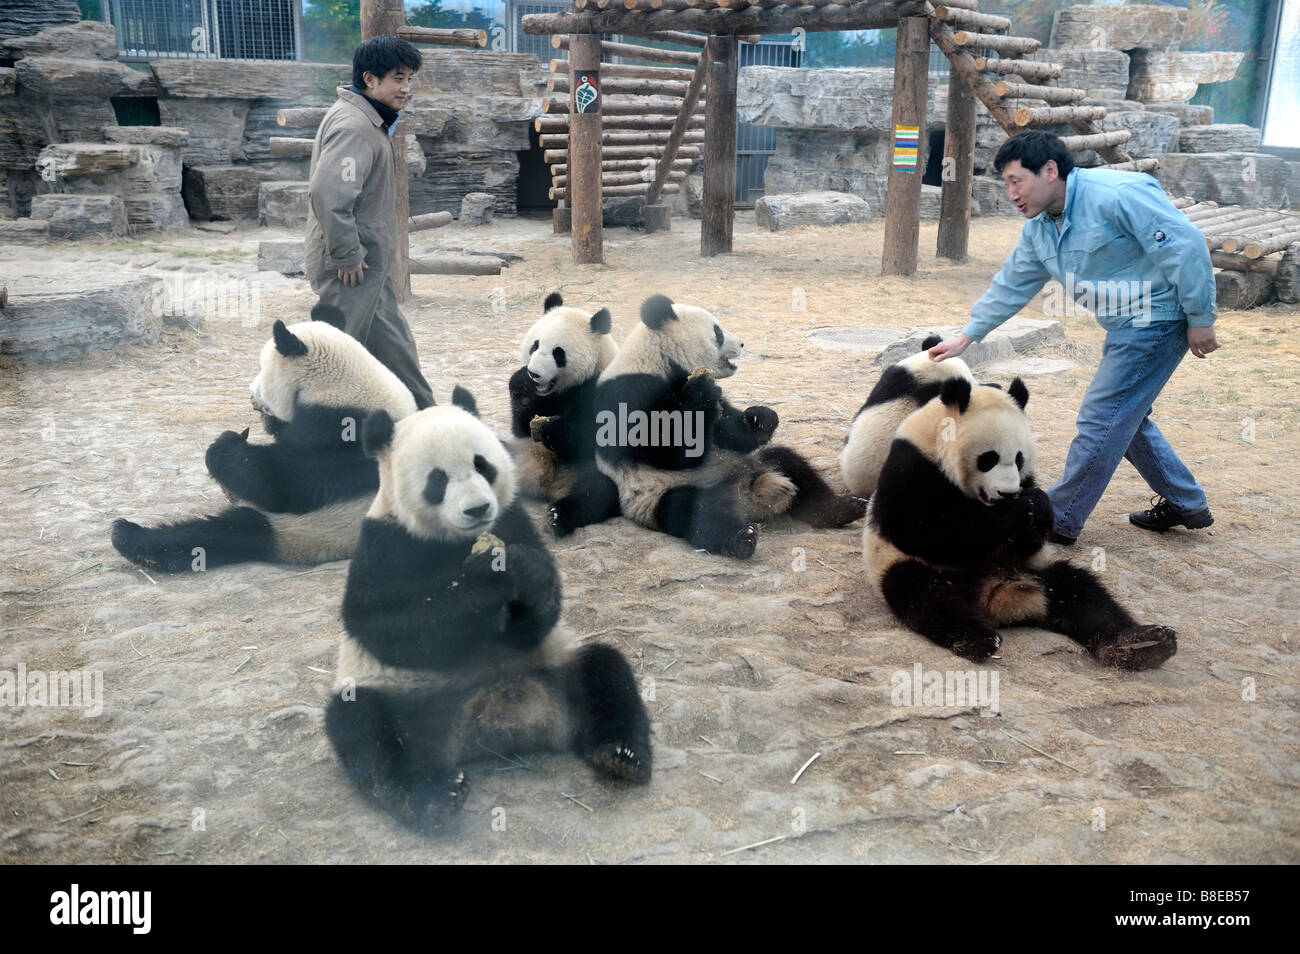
top-left (574, 70), bottom-right (600, 114)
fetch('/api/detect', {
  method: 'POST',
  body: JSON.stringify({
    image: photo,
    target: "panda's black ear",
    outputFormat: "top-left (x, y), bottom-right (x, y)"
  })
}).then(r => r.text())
top-left (544, 291), bottom-right (563, 312)
top-left (310, 302), bottom-right (346, 329)
top-left (361, 410), bottom-right (394, 458)
top-left (1008, 378), bottom-right (1029, 410)
top-left (640, 294), bottom-right (677, 330)
top-left (940, 377), bottom-right (972, 414)
top-left (589, 307), bottom-right (612, 335)
top-left (451, 385), bottom-right (479, 417)
top-left (920, 334), bottom-right (942, 351)
top-left (272, 320), bottom-right (308, 358)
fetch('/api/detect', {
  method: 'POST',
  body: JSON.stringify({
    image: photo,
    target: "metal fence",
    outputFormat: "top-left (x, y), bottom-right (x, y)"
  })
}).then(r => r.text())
top-left (102, 0), bottom-right (301, 61)
top-left (736, 38), bottom-right (802, 208)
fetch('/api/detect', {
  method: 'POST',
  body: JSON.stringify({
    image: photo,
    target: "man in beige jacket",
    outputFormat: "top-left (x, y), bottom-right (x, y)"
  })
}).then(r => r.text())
top-left (305, 36), bottom-right (435, 409)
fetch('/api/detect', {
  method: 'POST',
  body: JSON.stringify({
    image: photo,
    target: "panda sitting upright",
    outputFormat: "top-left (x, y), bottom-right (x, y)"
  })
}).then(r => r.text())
top-left (326, 388), bottom-right (652, 829)
top-left (864, 376), bottom-right (1177, 670)
top-left (507, 291), bottom-right (623, 536)
top-left (593, 294), bottom-right (866, 559)
top-left (840, 336), bottom-right (974, 499)
top-left (111, 308), bottom-right (418, 571)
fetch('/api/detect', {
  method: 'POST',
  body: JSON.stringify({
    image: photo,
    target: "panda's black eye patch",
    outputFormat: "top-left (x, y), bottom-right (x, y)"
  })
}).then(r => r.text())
top-left (529, 340), bottom-right (539, 355)
top-left (552, 346), bottom-right (566, 368)
top-left (474, 454), bottom-right (497, 484)
top-left (423, 468), bottom-right (449, 505)
top-left (977, 451), bottom-right (1000, 472)
top-left (714, 324), bottom-right (724, 347)
top-left (1015, 451), bottom-right (1025, 470)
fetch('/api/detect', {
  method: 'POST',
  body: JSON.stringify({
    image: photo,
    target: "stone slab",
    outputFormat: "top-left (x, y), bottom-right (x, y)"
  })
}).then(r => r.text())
top-left (755, 191), bottom-right (870, 230)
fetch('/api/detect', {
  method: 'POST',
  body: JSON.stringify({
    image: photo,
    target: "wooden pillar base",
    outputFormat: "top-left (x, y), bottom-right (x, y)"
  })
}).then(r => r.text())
top-left (553, 206), bottom-right (572, 234)
top-left (643, 203), bottom-right (671, 233)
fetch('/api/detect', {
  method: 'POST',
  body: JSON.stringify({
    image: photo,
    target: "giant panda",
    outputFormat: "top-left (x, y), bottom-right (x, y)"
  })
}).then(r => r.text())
top-left (864, 376), bottom-right (1178, 670)
top-left (507, 291), bottom-right (623, 536)
top-left (326, 388), bottom-right (652, 829)
top-left (593, 294), bottom-right (867, 559)
top-left (110, 310), bottom-right (418, 571)
top-left (840, 336), bottom-right (974, 499)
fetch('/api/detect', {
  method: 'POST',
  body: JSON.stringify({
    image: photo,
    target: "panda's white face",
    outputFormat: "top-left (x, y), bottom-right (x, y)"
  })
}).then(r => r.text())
top-left (611, 298), bottom-right (744, 381)
top-left (249, 320), bottom-right (416, 425)
top-left (383, 407), bottom-right (516, 542)
top-left (520, 306), bottom-right (615, 396)
top-left (949, 391), bottom-right (1037, 506)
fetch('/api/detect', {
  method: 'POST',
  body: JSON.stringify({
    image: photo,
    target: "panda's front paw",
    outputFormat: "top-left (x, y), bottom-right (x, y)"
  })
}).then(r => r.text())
top-left (529, 414), bottom-right (558, 444)
top-left (719, 523), bottom-right (759, 560)
top-left (1091, 625), bottom-right (1177, 671)
top-left (589, 742), bottom-right (652, 784)
top-left (949, 627), bottom-right (1002, 663)
top-left (681, 370), bottom-right (722, 412)
top-left (403, 770), bottom-right (469, 831)
top-left (742, 405), bottom-right (779, 440)
top-left (205, 428), bottom-right (253, 489)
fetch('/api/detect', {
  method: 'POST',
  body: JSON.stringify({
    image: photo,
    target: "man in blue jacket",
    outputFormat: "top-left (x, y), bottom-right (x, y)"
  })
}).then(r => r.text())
top-left (928, 132), bottom-right (1220, 544)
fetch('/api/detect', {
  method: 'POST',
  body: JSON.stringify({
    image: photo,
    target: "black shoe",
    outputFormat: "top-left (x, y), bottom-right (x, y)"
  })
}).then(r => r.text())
top-left (1129, 495), bottom-right (1214, 532)
top-left (1048, 530), bottom-right (1077, 546)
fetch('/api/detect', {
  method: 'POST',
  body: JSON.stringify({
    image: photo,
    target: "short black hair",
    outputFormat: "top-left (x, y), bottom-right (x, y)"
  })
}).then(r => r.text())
top-left (993, 131), bottom-right (1074, 179)
top-left (352, 36), bottom-right (422, 91)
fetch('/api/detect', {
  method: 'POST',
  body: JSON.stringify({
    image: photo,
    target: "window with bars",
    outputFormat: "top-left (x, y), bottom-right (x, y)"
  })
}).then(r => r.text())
top-left (102, 0), bottom-right (301, 61)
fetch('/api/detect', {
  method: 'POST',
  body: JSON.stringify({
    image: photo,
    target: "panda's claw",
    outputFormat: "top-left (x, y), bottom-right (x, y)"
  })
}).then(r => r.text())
top-left (720, 523), bottom-right (759, 560)
top-left (949, 629), bottom-right (1002, 663)
top-left (546, 504), bottom-right (573, 537)
top-left (743, 405), bottom-right (779, 437)
top-left (590, 742), bottom-right (652, 784)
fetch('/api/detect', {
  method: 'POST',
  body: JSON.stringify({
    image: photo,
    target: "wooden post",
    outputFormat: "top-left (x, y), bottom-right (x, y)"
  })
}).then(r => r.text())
top-left (570, 33), bottom-right (603, 264)
top-left (882, 16), bottom-right (929, 276)
top-left (360, 0), bottom-right (411, 300)
top-left (936, 60), bottom-right (974, 262)
top-left (701, 33), bottom-right (737, 257)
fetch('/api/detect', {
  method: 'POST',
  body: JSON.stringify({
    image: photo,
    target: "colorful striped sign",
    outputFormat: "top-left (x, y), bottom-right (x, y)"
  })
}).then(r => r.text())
top-left (893, 124), bottom-right (919, 171)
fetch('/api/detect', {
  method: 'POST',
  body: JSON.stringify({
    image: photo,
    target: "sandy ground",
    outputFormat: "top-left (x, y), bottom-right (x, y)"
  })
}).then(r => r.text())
top-left (1, 211), bottom-right (1297, 864)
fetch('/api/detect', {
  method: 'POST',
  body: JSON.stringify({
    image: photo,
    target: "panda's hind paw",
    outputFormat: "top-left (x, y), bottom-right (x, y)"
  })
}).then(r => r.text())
top-left (404, 770), bottom-right (469, 831)
top-left (1092, 625), bottom-right (1177, 671)
top-left (590, 743), bottom-right (652, 784)
top-left (948, 629), bottom-right (1002, 663)
top-left (719, 524), bottom-right (759, 560)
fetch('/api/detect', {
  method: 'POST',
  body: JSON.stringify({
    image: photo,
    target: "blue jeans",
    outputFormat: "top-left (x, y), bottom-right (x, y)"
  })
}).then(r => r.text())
top-left (1048, 318), bottom-right (1207, 537)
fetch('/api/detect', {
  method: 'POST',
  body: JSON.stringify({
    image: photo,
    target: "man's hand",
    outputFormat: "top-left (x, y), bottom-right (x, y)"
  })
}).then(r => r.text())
top-left (1188, 325), bottom-right (1220, 359)
top-left (337, 260), bottom-right (368, 287)
top-left (928, 333), bottom-right (972, 362)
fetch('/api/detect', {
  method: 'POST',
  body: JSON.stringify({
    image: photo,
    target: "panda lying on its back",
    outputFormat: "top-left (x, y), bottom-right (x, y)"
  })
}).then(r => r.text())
top-left (840, 336), bottom-right (973, 499)
top-left (594, 294), bottom-right (866, 559)
top-left (111, 308), bottom-right (418, 571)
top-left (865, 376), bottom-right (1177, 670)
top-left (507, 292), bottom-right (623, 536)
top-left (326, 389), bottom-right (651, 829)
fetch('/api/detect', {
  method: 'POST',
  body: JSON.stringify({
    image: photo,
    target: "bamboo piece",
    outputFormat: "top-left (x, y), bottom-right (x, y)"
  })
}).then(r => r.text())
top-left (934, 7), bottom-right (1011, 32)
top-left (973, 56), bottom-right (1061, 80)
top-left (993, 81), bottom-right (1086, 104)
top-left (409, 211), bottom-right (453, 231)
top-left (702, 33), bottom-right (738, 257)
top-left (1057, 131), bottom-right (1131, 151)
top-left (1015, 104), bottom-right (1107, 126)
top-left (1245, 228), bottom-right (1300, 259)
top-left (536, 114), bottom-right (705, 131)
top-left (952, 31), bottom-right (1040, 55)
top-left (269, 136), bottom-right (313, 156)
top-left (395, 26), bottom-right (487, 47)
top-left (552, 35), bottom-right (699, 66)
top-left (545, 145), bottom-right (702, 162)
top-left (882, 15), bottom-right (929, 276)
top-left (646, 36), bottom-right (709, 209)
top-left (277, 107), bottom-right (327, 126)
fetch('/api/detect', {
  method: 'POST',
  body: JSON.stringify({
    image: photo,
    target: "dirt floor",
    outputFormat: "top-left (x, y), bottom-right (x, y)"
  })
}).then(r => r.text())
top-left (2, 211), bottom-right (1297, 864)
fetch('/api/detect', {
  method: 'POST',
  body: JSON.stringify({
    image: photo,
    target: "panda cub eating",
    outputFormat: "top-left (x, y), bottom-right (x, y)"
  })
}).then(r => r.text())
top-left (864, 376), bottom-right (1177, 670)
top-left (111, 310), bottom-right (417, 571)
top-left (326, 388), bottom-right (652, 829)
top-left (593, 294), bottom-right (866, 559)
top-left (507, 292), bottom-right (623, 536)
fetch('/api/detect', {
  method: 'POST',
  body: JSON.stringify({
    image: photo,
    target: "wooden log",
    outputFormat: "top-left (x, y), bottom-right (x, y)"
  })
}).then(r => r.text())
top-left (552, 35), bottom-right (700, 66)
top-left (992, 81), bottom-right (1086, 104)
top-left (277, 107), bottom-right (327, 127)
top-left (623, 0), bottom-right (694, 9)
top-left (539, 130), bottom-right (705, 148)
top-left (1057, 130), bottom-right (1130, 151)
top-left (929, 17), bottom-right (1016, 133)
top-left (550, 183), bottom-right (680, 199)
top-left (523, 3), bottom-right (931, 40)
top-left (1246, 228), bottom-right (1300, 259)
top-left (1221, 218), bottom-right (1300, 254)
top-left (543, 97), bottom-right (706, 115)
top-left (550, 159), bottom-right (694, 175)
top-left (934, 6), bottom-right (1011, 32)
top-left (1274, 243), bottom-right (1300, 303)
top-left (554, 170), bottom-right (686, 187)
top-left (551, 58), bottom-right (694, 80)
top-left (1211, 251), bottom-right (1279, 275)
top-left (269, 136), bottom-right (313, 156)
top-left (1095, 158), bottom-right (1158, 173)
top-left (554, 204), bottom-right (572, 234)
top-left (537, 114), bottom-right (705, 132)
top-left (409, 211), bottom-right (453, 232)
top-left (643, 202), bottom-right (672, 232)
top-left (973, 56), bottom-right (1061, 80)
top-left (545, 144), bottom-right (702, 162)
top-left (937, 43), bottom-right (976, 262)
top-left (952, 31), bottom-right (1039, 55)
top-left (1184, 204), bottom-right (1237, 223)
top-left (1170, 195), bottom-right (1196, 209)
top-left (395, 26), bottom-right (487, 48)
top-left (1214, 268), bottom-right (1273, 309)
top-left (1189, 207), bottom-right (1262, 231)
top-left (1177, 200), bottom-right (1219, 217)
top-left (933, 0), bottom-right (978, 8)
top-left (702, 33), bottom-right (738, 257)
top-left (1015, 104), bottom-right (1108, 126)
top-left (570, 33), bottom-right (603, 265)
top-left (409, 255), bottom-right (502, 276)
top-left (882, 16), bottom-right (929, 276)
top-left (647, 34), bottom-right (710, 207)
top-left (550, 76), bottom-right (693, 96)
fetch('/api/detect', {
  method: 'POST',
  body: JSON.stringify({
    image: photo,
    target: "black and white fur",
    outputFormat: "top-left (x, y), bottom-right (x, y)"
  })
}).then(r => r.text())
top-left (110, 310), bottom-right (418, 571)
top-left (326, 388), bottom-right (651, 829)
top-left (506, 291), bottom-right (623, 536)
top-left (593, 294), bottom-right (866, 560)
top-left (864, 376), bottom-right (1177, 670)
top-left (840, 336), bottom-right (974, 498)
